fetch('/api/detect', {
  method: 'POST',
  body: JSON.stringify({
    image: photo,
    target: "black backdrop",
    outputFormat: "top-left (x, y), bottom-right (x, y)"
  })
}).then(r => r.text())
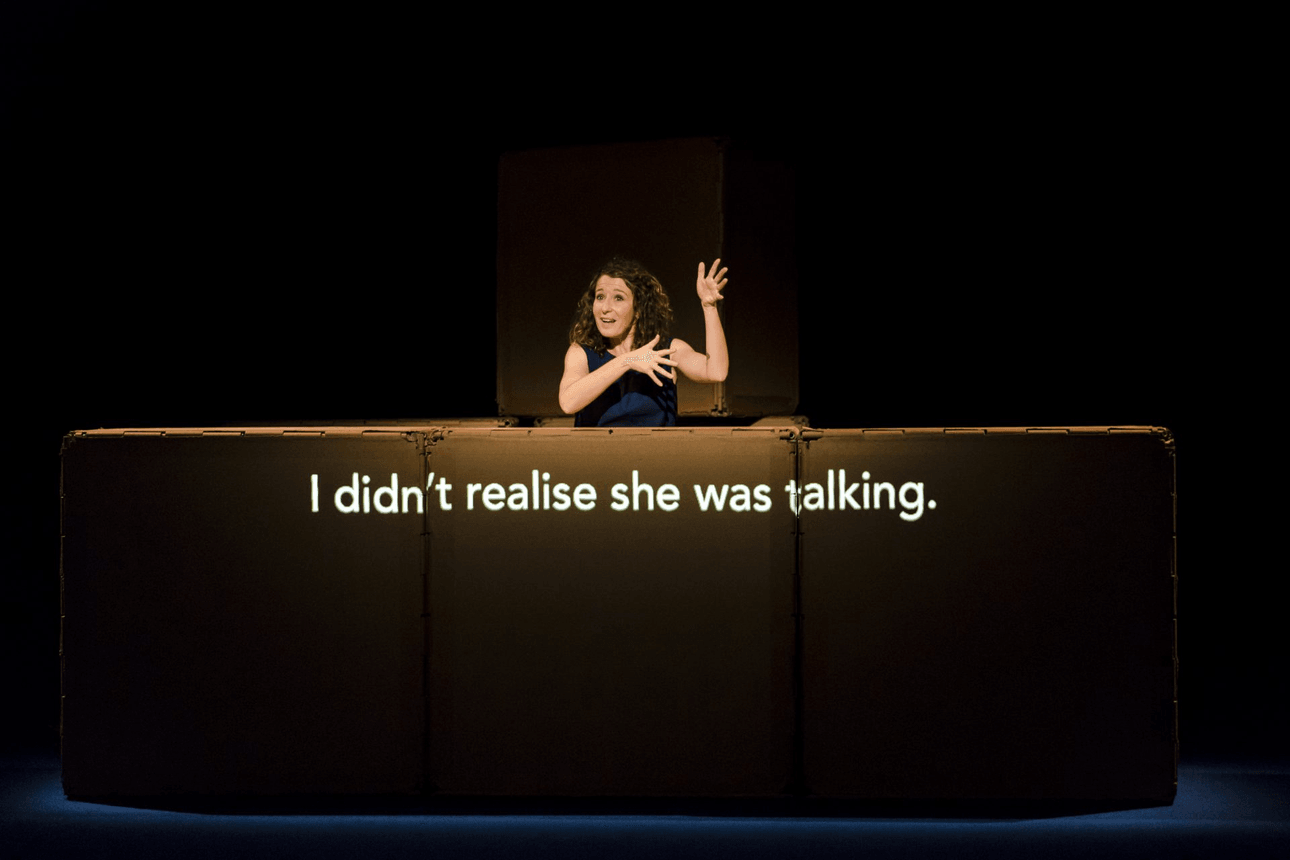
top-left (3, 3), bottom-right (1269, 769)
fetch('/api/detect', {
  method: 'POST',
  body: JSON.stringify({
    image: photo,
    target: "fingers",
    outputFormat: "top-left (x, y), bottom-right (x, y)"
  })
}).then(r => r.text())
top-left (639, 345), bottom-right (675, 360)
top-left (712, 259), bottom-right (728, 284)
top-left (652, 351), bottom-right (677, 376)
top-left (641, 351), bottom-right (678, 386)
top-left (646, 352), bottom-right (678, 368)
top-left (699, 259), bottom-right (728, 289)
top-left (648, 367), bottom-right (675, 386)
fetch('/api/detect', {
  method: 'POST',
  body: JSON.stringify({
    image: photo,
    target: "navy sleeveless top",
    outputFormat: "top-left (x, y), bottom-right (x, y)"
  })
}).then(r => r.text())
top-left (575, 339), bottom-right (678, 427)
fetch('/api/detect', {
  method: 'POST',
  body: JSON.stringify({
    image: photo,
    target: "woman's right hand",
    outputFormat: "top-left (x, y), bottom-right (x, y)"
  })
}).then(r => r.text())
top-left (621, 334), bottom-right (678, 387)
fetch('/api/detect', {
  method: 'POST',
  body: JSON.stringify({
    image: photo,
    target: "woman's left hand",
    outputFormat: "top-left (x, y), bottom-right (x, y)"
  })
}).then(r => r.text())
top-left (696, 259), bottom-right (728, 307)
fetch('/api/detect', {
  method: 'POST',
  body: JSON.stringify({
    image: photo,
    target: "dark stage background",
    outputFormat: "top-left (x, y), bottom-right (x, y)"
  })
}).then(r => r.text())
top-left (2, 0), bottom-right (1276, 829)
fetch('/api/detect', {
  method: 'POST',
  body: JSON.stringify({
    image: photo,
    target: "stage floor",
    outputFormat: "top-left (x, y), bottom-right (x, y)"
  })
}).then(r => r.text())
top-left (3, 753), bottom-right (1287, 859)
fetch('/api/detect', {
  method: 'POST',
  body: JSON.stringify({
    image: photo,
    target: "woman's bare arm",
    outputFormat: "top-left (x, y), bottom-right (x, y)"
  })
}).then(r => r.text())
top-left (674, 260), bottom-right (729, 383)
top-left (558, 335), bottom-right (678, 415)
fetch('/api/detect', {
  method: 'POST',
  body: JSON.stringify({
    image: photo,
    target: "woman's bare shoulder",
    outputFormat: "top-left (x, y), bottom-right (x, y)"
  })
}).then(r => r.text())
top-left (669, 338), bottom-right (694, 355)
top-left (564, 342), bottom-right (590, 371)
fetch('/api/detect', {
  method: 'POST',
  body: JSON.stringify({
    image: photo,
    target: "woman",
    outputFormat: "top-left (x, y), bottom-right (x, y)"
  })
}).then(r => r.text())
top-left (559, 257), bottom-right (729, 426)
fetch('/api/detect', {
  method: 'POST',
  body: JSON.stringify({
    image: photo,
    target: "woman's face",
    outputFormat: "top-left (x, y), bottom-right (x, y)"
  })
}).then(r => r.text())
top-left (593, 275), bottom-right (634, 342)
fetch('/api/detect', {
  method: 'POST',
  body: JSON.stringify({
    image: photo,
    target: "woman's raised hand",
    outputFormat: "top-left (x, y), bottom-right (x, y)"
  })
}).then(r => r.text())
top-left (623, 334), bottom-right (678, 387)
top-left (696, 259), bottom-right (728, 307)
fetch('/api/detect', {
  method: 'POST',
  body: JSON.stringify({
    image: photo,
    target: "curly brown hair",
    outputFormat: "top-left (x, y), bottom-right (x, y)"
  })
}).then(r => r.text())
top-left (569, 257), bottom-right (674, 353)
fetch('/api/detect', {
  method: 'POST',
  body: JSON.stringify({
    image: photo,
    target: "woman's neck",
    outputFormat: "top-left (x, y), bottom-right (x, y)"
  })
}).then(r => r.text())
top-left (607, 329), bottom-right (635, 355)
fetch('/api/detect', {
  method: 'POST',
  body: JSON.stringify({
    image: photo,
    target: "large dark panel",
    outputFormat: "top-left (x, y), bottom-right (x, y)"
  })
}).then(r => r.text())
top-left (426, 427), bottom-right (796, 795)
top-left (61, 430), bottom-right (426, 796)
top-left (60, 425), bottom-right (1174, 802)
top-left (799, 428), bottom-right (1176, 801)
